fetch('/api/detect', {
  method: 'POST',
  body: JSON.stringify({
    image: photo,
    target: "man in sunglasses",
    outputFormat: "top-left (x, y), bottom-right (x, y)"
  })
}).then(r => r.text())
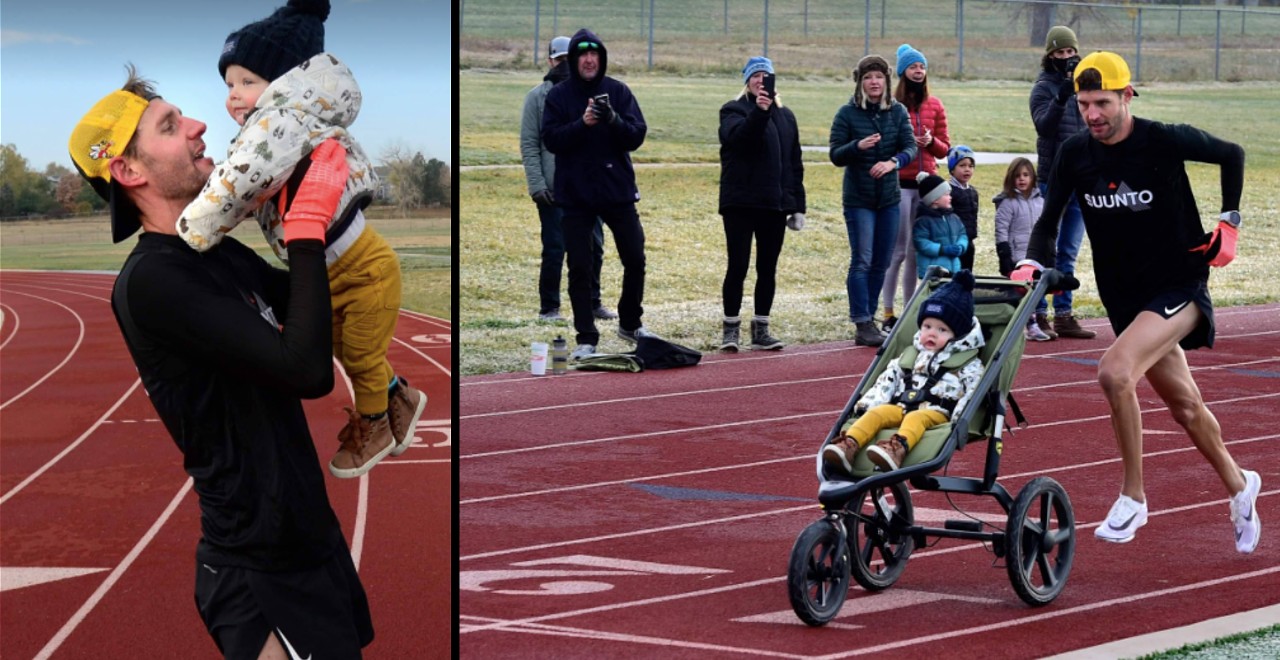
top-left (541, 28), bottom-right (654, 360)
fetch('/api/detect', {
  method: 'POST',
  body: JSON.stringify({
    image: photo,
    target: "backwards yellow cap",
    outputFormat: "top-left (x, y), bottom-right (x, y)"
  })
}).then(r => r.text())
top-left (1073, 51), bottom-right (1139, 96)
top-left (68, 90), bottom-right (151, 242)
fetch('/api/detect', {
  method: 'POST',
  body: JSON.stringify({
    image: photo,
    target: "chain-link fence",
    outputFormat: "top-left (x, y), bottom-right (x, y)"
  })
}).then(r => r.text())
top-left (459, 0), bottom-right (1280, 83)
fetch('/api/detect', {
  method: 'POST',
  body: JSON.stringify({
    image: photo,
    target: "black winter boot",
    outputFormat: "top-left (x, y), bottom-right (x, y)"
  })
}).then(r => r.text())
top-left (719, 318), bottom-right (741, 352)
top-left (854, 321), bottom-right (885, 347)
top-left (750, 317), bottom-right (784, 350)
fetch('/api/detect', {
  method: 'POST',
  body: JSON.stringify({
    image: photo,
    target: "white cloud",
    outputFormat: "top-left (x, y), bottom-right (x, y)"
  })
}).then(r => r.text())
top-left (1, 30), bottom-right (89, 47)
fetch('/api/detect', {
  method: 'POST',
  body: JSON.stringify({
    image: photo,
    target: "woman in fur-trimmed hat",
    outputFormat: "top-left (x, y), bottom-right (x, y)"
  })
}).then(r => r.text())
top-left (828, 54), bottom-right (917, 347)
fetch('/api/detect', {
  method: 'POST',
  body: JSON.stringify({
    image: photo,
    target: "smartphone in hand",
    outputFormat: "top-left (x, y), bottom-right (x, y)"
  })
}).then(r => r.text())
top-left (762, 73), bottom-right (776, 99)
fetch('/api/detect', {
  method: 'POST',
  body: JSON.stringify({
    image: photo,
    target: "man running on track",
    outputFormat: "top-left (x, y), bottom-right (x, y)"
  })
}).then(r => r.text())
top-left (1017, 51), bottom-right (1260, 553)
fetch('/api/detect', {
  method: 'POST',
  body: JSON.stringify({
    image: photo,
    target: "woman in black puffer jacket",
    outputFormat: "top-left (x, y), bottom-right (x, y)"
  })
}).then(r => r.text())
top-left (717, 56), bottom-right (806, 352)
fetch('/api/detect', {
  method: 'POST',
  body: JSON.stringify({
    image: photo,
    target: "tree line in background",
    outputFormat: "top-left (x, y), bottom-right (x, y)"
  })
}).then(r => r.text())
top-left (0, 143), bottom-right (451, 221)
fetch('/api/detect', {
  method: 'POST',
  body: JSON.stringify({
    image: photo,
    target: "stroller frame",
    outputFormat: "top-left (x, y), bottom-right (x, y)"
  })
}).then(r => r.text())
top-left (787, 268), bottom-right (1078, 626)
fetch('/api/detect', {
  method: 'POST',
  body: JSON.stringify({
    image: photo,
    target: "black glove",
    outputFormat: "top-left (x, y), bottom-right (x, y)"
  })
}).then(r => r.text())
top-left (1056, 81), bottom-right (1074, 104)
top-left (592, 101), bottom-right (616, 124)
top-left (942, 244), bottom-right (963, 257)
top-left (531, 189), bottom-right (554, 206)
top-left (996, 242), bottom-right (1014, 276)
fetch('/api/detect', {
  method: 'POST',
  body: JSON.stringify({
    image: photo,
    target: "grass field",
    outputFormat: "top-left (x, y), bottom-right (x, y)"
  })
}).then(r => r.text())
top-left (460, 0), bottom-right (1280, 83)
top-left (460, 70), bottom-right (1280, 376)
top-left (0, 206), bottom-right (454, 320)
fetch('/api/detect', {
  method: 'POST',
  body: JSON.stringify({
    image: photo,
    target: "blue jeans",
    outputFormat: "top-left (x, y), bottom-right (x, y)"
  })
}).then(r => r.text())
top-left (1040, 183), bottom-right (1085, 315)
top-left (843, 205), bottom-right (900, 324)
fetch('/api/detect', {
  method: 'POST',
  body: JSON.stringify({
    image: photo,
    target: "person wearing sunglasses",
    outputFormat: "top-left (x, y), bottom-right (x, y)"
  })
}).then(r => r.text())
top-left (541, 29), bottom-right (654, 360)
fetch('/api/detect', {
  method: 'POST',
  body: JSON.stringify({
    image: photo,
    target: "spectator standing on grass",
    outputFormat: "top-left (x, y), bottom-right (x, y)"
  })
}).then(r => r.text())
top-left (881, 44), bottom-right (950, 333)
top-left (1017, 51), bottom-right (1259, 553)
top-left (73, 66), bottom-right (373, 657)
top-left (520, 35), bottom-right (616, 323)
top-left (542, 28), bottom-right (653, 360)
top-left (946, 145), bottom-right (980, 271)
top-left (716, 56), bottom-right (806, 352)
top-left (829, 54), bottom-right (917, 347)
top-left (1029, 26), bottom-right (1096, 340)
top-left (177, 0), bottom-right (427, 479)
top-left (993, 157), bottom-right (1053, 342)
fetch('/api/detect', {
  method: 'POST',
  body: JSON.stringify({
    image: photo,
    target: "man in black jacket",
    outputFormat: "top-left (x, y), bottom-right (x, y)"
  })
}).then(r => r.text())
top-left (70, 66), bottom-right (373, 658)
top-left (1017, 52), bottom-right (1258, 554)
top-left (542, 28), bottom-right (652, 359)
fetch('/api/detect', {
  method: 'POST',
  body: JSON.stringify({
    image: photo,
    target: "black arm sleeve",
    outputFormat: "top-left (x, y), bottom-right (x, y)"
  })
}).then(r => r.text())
top-left (1025, 144), bottom-right (1074, 266)
top-left (1167, 123), bottom-right (1245, 212)
top-left (128, 239), bottom-right (333, 398)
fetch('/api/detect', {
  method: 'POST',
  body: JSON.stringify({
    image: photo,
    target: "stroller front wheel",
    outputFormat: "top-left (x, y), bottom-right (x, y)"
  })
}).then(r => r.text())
top-left (787, 517), bottom-right (852, 626)
top-left (850, 480), bottom-right (915, 591)
top-left (1006, 476), bottom-right (1076, 606)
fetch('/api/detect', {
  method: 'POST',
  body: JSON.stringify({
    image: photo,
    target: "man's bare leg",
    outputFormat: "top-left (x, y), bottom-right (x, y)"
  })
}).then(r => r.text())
top-left (1144, 342), bottom-right (1246, 497)
top-left (1096, 307), bottom-right (1200, 502)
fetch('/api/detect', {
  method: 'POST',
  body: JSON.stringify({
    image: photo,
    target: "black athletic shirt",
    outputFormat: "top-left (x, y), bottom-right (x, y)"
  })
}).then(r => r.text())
top-left (1027, 117), bottom-right (1244, 314)
top-left (111, 233), bottom-right (344, 572)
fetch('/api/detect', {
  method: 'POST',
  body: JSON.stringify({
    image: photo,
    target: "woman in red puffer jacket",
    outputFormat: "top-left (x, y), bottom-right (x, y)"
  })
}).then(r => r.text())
top-left (880, 43), bottom-right (951, 332)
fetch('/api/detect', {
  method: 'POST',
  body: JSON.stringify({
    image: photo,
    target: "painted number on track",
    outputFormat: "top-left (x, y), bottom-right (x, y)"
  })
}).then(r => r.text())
top-left (461, 554), bottom-right (730, 596)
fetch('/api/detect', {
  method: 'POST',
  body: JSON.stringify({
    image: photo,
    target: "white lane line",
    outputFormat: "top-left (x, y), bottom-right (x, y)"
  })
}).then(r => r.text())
top-left (34, 478), bottom-right (195, 660)
top-left (0, 290), bottom-right (86, 411)
top-left (0, 379), bottom-right (142, 506)
top-left (0, 301), bottom-right (18, 349)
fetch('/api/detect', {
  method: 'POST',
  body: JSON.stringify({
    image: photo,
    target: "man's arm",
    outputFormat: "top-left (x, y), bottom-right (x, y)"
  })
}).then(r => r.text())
top-left (541, 88), bottom-right (586, 154)
top-left (519, 87), bottom-right (550, 195)
top-left (1169, 123), bottom-right (1245, 212)
top-left (1024, 147), bottom-right (1074, 266)
top-left (605, 85), bottom-right (647, 152)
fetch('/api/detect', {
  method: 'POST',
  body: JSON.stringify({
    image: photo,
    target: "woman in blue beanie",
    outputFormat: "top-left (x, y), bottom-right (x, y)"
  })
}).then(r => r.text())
top-left (881, 43), bottom-right (952, 333)
top-left (717, 56), bottom-right (807, 351)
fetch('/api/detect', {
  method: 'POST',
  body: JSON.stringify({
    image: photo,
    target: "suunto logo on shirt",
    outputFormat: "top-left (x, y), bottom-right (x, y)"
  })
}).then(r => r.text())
top-left (1084, 181), bottom-right (1153, 212)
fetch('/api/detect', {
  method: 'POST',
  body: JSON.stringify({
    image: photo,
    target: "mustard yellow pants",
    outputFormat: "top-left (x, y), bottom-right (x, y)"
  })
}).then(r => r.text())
top-left (329, 226), bottom-right (402, 416)
top-left (845, 404), bottom-right (948, 451)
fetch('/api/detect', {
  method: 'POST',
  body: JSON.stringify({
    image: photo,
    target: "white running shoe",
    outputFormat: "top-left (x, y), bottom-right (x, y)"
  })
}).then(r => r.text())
top-left (1095, 494), bottom-right (1148, 543)
top-left (1231, 470), bottom-right (1262, 554)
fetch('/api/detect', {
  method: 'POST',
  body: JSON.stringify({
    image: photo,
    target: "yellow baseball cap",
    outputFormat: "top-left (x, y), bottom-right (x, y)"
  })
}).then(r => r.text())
top-left (68, 89), bottom-right (152, 243)
top-left (1073, 51), bottom-right (1139, 96)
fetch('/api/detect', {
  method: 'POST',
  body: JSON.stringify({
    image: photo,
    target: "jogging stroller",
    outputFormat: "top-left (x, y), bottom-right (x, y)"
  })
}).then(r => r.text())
top-left (787, 268), bottom-right (1077, 626)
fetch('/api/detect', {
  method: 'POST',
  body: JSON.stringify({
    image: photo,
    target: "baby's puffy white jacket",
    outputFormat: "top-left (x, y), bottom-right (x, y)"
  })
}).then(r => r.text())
top-left (178, 53), bottom-right (376, 262)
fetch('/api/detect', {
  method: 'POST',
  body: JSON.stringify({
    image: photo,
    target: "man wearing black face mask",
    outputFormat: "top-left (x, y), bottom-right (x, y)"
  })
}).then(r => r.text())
top-left (1029, 25), bottom-right (1097, 341)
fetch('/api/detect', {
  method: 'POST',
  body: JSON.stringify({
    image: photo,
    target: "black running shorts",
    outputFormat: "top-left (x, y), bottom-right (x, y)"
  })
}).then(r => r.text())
top-left (1107, 280), bottom-right (1215, 350)
top-left (194, 549), bottom-right (374, 659)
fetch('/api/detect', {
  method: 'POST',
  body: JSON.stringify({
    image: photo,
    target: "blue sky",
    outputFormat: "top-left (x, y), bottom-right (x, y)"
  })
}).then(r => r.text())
top-left (1, 0), bottom-right (452, 171)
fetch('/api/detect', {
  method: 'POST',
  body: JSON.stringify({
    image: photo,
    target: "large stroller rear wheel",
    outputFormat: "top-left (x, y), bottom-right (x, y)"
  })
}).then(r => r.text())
top-left (850, 480), bottom-right (915, 591)
top-left (787, 518), bottom-right (851, 626)
top-left (1006, 476), bottom-right (1076, 606)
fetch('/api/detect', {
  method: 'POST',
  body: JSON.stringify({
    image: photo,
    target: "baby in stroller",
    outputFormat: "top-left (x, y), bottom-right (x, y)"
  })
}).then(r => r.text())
top-left (823, 270), bottom-right (984, 474)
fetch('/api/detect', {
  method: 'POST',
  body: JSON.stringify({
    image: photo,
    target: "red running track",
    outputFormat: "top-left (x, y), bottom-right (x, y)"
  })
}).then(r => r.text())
top-left (0, 270), bottom-right (452, 659)
top-left (460, 303), bottom-right (1279, 659)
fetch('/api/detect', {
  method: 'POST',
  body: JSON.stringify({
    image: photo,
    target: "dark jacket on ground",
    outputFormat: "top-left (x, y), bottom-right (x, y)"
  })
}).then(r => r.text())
top-left (1030, 67), bottom-right (1086, 181)
top-left (111, 233), bottom-right (343, 572)
top-left (541, 28), bottom-right (648, 210)
top-left (718, 93), bottom-right (806, 215)
top-left (828, 97), bottom-right (916, 210)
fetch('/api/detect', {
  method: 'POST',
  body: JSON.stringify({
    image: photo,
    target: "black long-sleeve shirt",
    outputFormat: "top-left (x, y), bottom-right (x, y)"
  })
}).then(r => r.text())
top-left (1027, 117), bottom-right (1244, 313)
top-left (111, 233), bottom-right (342, 571)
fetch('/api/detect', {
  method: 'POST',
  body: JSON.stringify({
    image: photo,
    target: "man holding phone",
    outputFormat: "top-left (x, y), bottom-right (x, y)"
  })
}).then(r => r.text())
top-left (542, 28), bottom-right (653, 359)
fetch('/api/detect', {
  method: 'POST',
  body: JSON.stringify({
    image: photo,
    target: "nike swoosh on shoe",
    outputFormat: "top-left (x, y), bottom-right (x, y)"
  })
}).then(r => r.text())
top-left (1107, 512), bottom-right (1139, 531)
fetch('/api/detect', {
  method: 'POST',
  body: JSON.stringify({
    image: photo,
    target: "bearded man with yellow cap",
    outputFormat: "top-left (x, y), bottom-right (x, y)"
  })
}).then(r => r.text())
top-left (1014, 52), bottom-right (1259, 555)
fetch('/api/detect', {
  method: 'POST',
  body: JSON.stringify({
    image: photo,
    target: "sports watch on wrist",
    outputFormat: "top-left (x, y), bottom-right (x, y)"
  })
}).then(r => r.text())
top-left (1220, 211), bottom-right (1241, 228)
